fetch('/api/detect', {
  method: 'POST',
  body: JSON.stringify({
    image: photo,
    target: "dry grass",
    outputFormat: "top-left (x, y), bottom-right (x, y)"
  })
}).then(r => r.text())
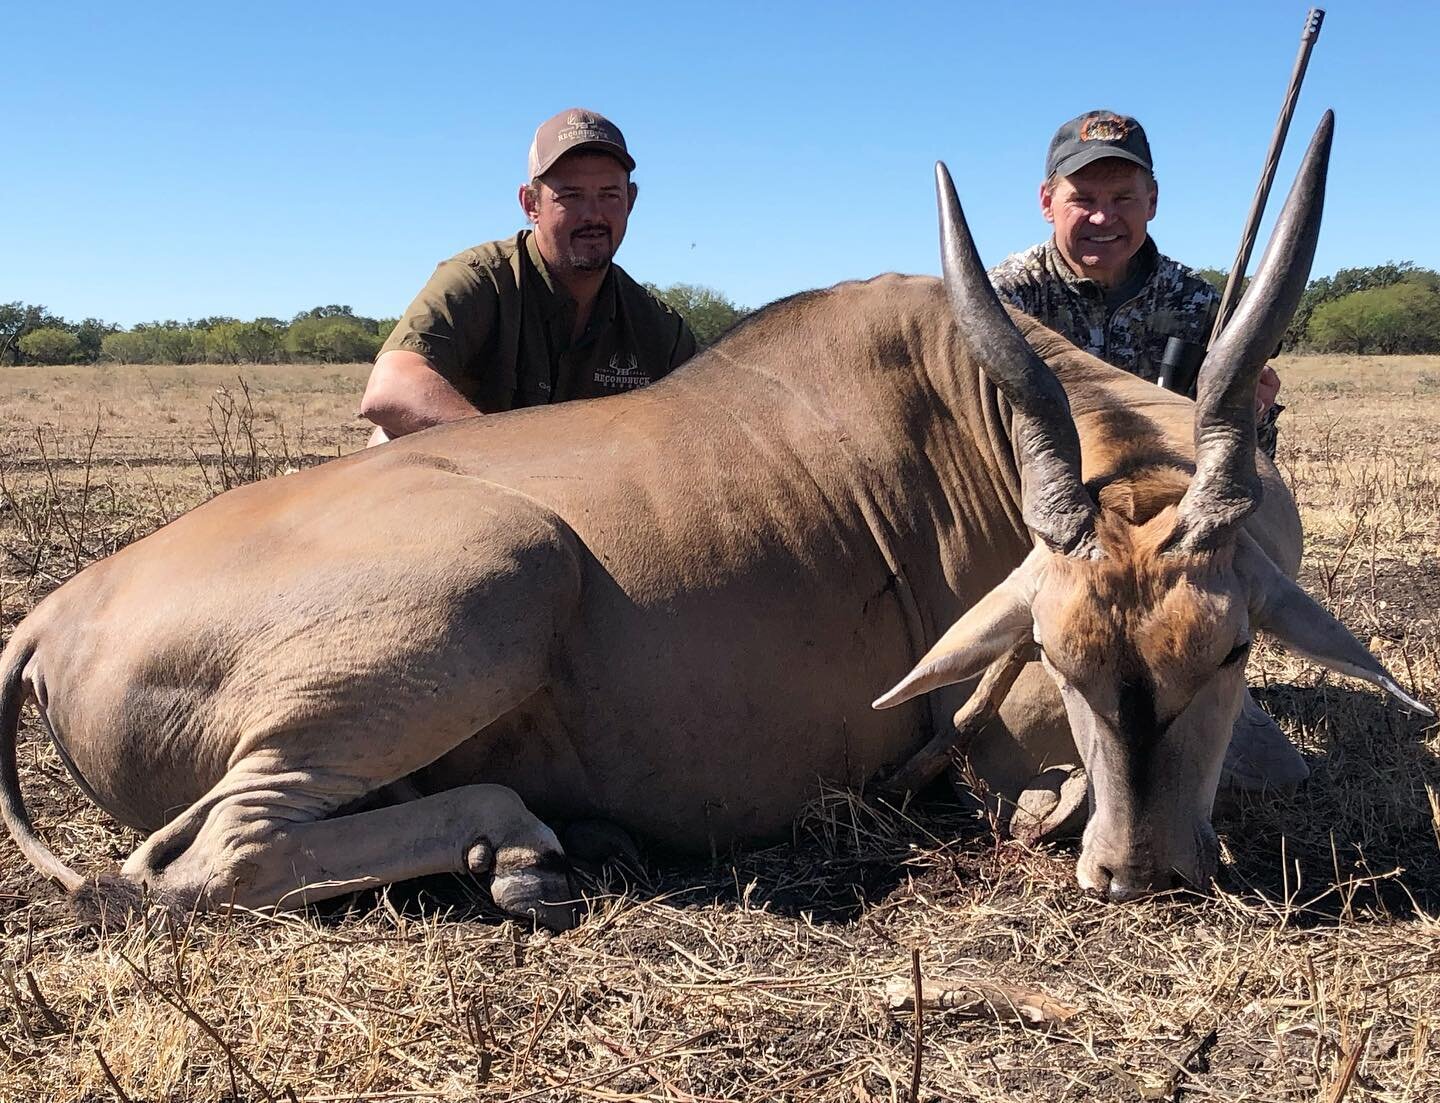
top-left (1, 356), bottom-right (1437, 1102)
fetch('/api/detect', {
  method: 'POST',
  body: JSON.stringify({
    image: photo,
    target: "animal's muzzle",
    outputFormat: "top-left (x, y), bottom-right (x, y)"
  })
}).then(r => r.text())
top-left (1078, 822), bottom-right (1219, 902)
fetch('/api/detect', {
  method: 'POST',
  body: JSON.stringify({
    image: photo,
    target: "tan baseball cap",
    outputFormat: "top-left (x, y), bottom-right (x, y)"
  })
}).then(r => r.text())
top-left (527, 108), bottom-right (635, 179)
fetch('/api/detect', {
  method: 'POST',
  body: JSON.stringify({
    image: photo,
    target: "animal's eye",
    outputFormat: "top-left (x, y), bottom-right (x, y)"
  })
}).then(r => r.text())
top-left (1220, 641), bottom-right (1251, 668)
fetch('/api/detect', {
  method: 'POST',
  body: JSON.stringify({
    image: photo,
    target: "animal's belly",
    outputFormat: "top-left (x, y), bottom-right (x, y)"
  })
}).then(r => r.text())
top-left (398, 415), bottom-right (952, 846)
top-left (417, 627), bottom-right (928, 852)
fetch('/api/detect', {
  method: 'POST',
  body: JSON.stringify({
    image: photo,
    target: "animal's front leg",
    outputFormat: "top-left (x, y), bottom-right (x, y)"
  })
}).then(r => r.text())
top-left (1219, 689), bottom-right (1308, 794)
top-left (116, 779), bottom-right (578, 929)
top-left (276, 784), bottom-right (577, 929)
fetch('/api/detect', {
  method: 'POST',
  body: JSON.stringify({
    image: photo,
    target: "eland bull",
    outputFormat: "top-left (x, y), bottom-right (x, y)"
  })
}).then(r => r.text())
top-left (1, 113), bottom-right (1429, 926)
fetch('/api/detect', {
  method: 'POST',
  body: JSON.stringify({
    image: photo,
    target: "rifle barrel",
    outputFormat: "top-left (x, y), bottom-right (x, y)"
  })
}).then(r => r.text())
top-left (1210, 8), bottom-right (1325, 344)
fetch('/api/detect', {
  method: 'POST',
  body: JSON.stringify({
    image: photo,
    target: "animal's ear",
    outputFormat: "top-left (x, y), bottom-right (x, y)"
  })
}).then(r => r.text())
top-left (1238, 535), bottom-right (1433, 716)
top-left (873, 548), bottom-right (1043, 710)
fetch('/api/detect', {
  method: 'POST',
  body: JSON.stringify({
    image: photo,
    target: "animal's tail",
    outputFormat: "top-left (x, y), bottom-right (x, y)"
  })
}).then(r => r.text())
top-left (0, 634), bottom-right (85, 891)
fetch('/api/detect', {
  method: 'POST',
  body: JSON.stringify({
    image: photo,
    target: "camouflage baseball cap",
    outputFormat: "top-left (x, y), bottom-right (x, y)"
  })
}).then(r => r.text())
top-left (1045, 111), bottom-right (1153, 179)
top-left (527, 108), bottom-right (635, 179)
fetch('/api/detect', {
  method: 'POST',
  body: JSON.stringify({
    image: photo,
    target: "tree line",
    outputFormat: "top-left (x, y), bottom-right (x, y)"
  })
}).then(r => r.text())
top-left (1195, 262), bottom-right (1440, 355)
top-left (0, 285), bottom-right (751, 368)
top-left (0, 304), bottom-right (403, 368)
top-left (4, 266), bottom-right (1436, 367)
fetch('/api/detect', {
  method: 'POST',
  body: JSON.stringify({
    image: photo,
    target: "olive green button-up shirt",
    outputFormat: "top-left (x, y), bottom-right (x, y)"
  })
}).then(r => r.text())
top-left (381, 231), bottom-right (698, 413)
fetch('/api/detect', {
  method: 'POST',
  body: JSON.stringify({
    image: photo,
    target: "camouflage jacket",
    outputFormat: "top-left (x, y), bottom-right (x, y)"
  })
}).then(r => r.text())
top-left (987, 237), bottom-right (1219, 385)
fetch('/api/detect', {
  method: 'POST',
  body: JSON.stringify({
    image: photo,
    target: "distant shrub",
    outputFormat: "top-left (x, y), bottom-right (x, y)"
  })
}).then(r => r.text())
top-left (1306, 280), bottom-right (1440, 354)
top-left (1289, 262), bottom-right (1433, 349)
top-left (205, 321), bottom-right (284, 363)
top-left (285, 316), bottom-right (382, 363)
top-left (644, 282), bottom-right (750, 346)
top-left (155, 326), bottom-right (203, 364)
top-left (101, 329), bottom-right (163, 363)
top-left (18, 327), bottom-right (82, 364)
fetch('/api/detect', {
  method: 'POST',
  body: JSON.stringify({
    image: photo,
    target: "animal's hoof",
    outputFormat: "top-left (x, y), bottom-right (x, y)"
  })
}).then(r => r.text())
top-left (1221, 696), bottom-right (1308, 795)
top-left (1011, 764), bottom-right (1088, 844)
top-left (490, 851), bottom-right (579, 932)
top-left (465, 840), bottom-right (495, 875)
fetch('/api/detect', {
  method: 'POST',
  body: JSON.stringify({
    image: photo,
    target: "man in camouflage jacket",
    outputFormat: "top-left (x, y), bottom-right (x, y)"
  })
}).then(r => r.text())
top-left (989, 110), bottom-right (1301, 798)
top-left (989, 110), bottom-right (1281, 455)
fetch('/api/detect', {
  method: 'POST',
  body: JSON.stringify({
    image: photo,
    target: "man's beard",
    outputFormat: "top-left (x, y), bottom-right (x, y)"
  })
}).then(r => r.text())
top-left (564, 225), bottom-right (614, 272)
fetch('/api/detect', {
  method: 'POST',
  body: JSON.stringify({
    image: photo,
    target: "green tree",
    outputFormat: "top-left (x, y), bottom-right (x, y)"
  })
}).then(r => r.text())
top-left (1286, 262), bottom-right (1430, 349)
top-left (644, 282), bottom-right (749, 346)
top-left (138, 324), bottom-right (202, 364)
top-left (190, 315), bottom-right (239, 330)
top-left (295, 304), bottom-right (350, 320)
top-left (315, 321), bottom-right (382, 362)
top-left (286, 315), bottom-right (379, 362)
top-left (1307, 280), bottom-right (1440, 354)
top-left (1193, 267), bottom-right (1228, 295)
top-left (73, 317), bottom-right (119, 362)
top-left (0, 302), bottom-right (64, 364)
top-left (1307, 294), bottom-right (1374, 353)
top-left (205, 323), bottom-right (244, 363)
top-left (18, 326), bottom-right (82, 364)
top-left (233, 320), bottom-right (283, 363)
top-left (101, 330), bottom-right (158, 363)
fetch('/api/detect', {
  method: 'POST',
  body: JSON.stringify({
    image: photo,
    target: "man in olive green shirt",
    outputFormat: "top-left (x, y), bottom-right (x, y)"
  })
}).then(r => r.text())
top-left (361, 109), bottom-right (698, 442)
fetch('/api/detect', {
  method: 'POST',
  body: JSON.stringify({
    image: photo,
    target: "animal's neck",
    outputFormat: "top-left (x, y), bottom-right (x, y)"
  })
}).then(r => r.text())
top-left (702, 277), bottom-right (1036, 632)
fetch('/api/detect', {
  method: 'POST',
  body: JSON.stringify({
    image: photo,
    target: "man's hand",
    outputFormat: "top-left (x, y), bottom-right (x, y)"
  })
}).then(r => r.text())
top-left (1255, 364), bottom-right (1281, 417)
top-left (360, 350), bottom-right (482, 442)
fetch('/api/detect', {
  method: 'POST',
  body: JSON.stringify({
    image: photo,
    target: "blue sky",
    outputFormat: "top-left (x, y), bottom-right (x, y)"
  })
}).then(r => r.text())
top-left (4, 1), bottom-right (1435, 326)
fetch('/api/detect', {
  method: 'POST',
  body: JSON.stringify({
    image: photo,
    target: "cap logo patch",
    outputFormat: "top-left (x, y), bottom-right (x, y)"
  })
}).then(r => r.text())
top-left (1079, 114), bottom-right (1132, 143)
top-left (558, 111), bottom-right (613, 146)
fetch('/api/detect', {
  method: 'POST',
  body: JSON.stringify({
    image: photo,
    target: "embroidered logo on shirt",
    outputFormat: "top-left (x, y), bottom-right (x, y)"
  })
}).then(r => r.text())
top-left (595, 351), bottom-right (648, 390)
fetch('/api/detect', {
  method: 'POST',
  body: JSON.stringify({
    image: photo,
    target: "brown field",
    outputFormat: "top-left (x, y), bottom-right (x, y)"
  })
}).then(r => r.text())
top-left (1, 355), bottom-right (1437, 1102)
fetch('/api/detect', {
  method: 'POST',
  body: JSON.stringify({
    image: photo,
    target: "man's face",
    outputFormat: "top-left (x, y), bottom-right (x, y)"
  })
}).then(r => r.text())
top-left (1041, 159), bottom-right (1158, 287)
top-left (520, 152), bottom-right (637, 281)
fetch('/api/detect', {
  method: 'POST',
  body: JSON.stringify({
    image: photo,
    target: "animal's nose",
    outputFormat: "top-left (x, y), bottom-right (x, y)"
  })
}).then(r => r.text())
top-left (1107, 876), bottom-right (1157, 903)
top-left (1094, 864), bottom-right (1179, 902)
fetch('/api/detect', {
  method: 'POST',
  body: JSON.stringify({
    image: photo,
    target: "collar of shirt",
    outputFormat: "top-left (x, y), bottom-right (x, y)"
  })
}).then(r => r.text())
top-left (1043, 235), bottom-right (1160, 302)
top-left (522, 230), bottom-right (618, 348)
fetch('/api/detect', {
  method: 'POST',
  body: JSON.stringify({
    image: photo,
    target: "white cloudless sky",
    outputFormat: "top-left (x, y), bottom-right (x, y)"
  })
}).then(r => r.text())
top-left (3, 1), bottom-right (1435, 325)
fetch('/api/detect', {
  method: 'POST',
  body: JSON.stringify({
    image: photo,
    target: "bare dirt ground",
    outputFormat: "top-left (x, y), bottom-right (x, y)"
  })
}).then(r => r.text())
top-left (1, 356), bottom-right (1437, 1102)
